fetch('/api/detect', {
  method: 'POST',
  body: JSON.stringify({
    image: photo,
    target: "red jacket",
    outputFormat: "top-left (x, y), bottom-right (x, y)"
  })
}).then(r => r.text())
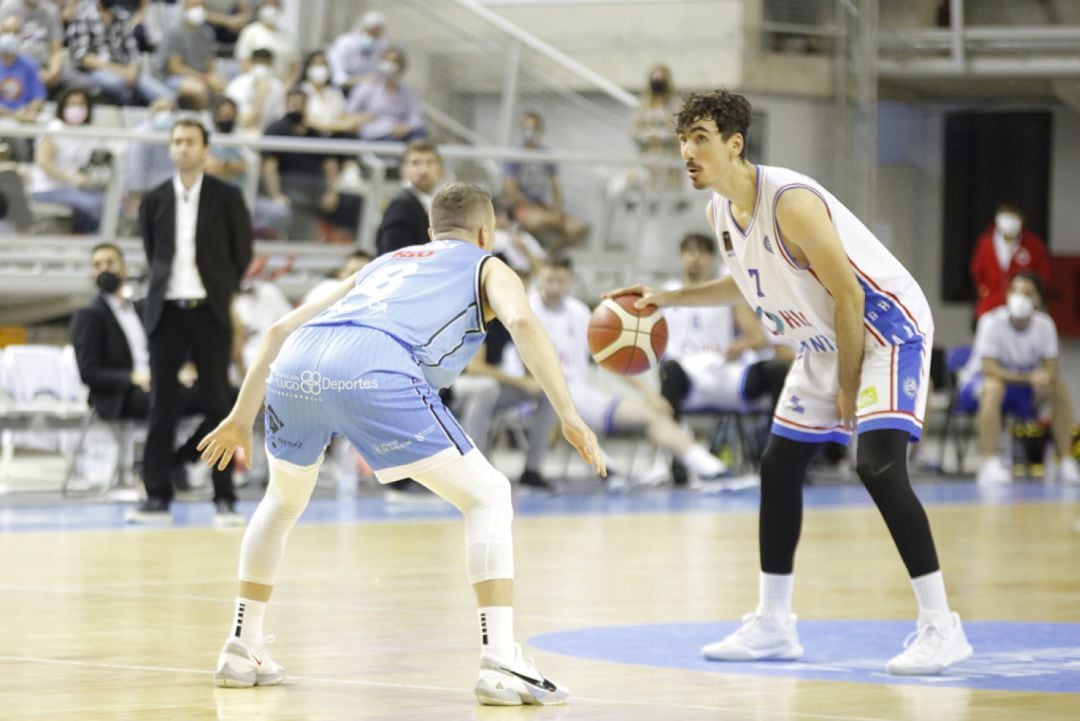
top-left (970, 224), bottom-right (1051, 319)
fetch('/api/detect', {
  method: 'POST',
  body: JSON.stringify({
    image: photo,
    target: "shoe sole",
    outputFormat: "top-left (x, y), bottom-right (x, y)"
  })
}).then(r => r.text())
top-left (702, 643), bottom-right (804, 662)
top-left (475, 669), bottom-right (569, 706)
top-left (886, 642), bottom-right (973, 676)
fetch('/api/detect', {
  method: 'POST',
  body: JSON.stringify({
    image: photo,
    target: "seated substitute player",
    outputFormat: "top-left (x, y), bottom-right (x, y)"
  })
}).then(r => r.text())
top-left (502, 256), bottom-right (731, 485)
top-left (198, 183), bottom-right (604, 706)
top-left (661, 232), bottom-right (794, 483)
top-left (609, 90), bottom-right (972, 675)
top-left (957, 272), bottom-right (1079, 486)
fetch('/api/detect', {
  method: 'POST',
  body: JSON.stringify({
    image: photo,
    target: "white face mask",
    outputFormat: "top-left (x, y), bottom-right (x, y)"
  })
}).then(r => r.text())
top-left (306, 64), bottom-right (329, 85)
top-left (63, 105), bottom-right (88, 125)
top-left (379, 59), bottom-right (401, 79)
top-left (251, 63), bottom-right (270, 79)
top-left (153, 110), bottom-right (173, 129)
top-left (185, 6), bottom-right (206, 26)
top-left (258, 6), bottom-right (279, 27)
top-left (996, 212), bottom-right (1022, 238)
top-left (1006, 291), bottom-right (1034, 320)
top-left (0, 32), bottom-right (19, 55)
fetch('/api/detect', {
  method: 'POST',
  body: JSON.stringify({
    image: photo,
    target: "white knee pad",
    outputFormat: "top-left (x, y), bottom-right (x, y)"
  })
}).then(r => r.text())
top-left (238, 453), bottom-right (322, 586)
top-left (414, 450), bottom-right (514, 584)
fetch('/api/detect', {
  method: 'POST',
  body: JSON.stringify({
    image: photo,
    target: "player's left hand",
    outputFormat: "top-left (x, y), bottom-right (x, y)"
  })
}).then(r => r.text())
top-left (197, 415), bottom-right (252, 471)
top-left (835, 387), bottom-right (857, 431)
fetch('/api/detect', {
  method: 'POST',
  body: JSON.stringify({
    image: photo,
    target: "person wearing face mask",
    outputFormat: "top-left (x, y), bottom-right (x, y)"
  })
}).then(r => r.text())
top-left (66, 0), bottom-right (174, 106)
top-left (225, 47), bottom-right (285, 134)
top-left (28, 87), bottom-right (105, 233)
top-left (970, 203), bottom-right (1051, 322)
top-left (0, 0), bottom-right (65, 94)
top-left (297, 49), bottom-right (360, 136)
top-left (0, 14), bottom-right (43, 134)
top-left (122, 97), bottom-right (186, 199)
top-left (152, 0), bottom-right (225, 110)
top-left (956, 272), bottom-right (1079, 486)
top-left (327, 9), bottom-right (387, 94)
top-left (234, 0), bottom-right (298, 84)
top-left (502, 111), bottom-right (589, 249)
top-left (344, 45), bottom-right (426, 142)
top-left (263, 88), bottom-right (362, 241)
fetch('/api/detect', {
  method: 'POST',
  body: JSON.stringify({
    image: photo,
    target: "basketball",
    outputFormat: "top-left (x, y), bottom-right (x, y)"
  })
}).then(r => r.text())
top-left (587, 293), bottom-right (668, 376)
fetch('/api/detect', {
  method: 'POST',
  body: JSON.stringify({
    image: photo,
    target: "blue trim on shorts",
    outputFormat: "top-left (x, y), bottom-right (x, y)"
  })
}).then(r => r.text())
top-left (957, 375), bottom-right (1037, 418)
top-left (603, 399), bottom-right (621, 435)
top-left (771, 422), bottom-right (851, 446)
top-left (736, 364), bottom-right (751, 402)
top-left (857, 416), bottom-right (922, 441)
top-left (895, 342), bottom-right (924, 416)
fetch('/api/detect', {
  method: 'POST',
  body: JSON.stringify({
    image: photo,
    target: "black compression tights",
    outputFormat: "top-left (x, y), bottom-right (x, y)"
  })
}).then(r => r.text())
top-left (759, 430), bottom-right (941, 578)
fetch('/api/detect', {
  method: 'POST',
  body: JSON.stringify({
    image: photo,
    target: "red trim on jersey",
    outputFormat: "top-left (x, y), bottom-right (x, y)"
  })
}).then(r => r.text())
top-left (864, 322), bottom-right (887, 347)
top-left (848, 258), bottom-right (926, 338)
top-left (859, 409), bottom-right (924, 423)
top-left (773, 416), bottom-right (849, 432)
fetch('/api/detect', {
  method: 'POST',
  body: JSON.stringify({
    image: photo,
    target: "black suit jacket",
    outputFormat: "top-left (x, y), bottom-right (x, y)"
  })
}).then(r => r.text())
top-left (70, 294), bottom-right (144, 420)
top-left (139, 173), bottom-right (254, 332)
top-left (375, 188), bottom-right (429, 256)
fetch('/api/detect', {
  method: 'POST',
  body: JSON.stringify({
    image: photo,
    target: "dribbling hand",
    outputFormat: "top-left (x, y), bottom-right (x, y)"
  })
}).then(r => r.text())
top-left (197, 416), bottom-right (253, 471)
top-left (561, 414), bottom-right (606, 478)
top-left (602, 284), bottom-right (669, 311)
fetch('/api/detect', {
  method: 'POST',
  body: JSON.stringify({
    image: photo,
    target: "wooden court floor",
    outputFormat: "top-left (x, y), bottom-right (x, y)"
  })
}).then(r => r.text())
top-left (0, 490), bottom-right (1077, 720)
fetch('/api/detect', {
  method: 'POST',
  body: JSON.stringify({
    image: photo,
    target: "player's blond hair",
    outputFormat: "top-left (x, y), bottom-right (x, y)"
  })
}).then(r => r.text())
top-left (430, 183), bottom-right (492, 236)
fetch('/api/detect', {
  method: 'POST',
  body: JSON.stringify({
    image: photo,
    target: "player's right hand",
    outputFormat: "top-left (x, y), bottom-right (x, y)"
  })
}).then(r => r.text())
top-left (602, 284), bottom-right (668, 311)
top-left (561, 413), bottom-right (606, 477)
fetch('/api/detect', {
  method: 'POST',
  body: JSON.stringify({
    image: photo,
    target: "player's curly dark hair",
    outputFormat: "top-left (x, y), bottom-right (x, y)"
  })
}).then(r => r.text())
top-left (674, 90), bottom-right (752, 156)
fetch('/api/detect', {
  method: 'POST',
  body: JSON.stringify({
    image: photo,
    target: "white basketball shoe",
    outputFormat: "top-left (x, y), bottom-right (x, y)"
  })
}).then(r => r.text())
top-left (886, 610), bottom-right (973, 675)
top-left (213, 636), bottom-right (286, 688)
top-left (701, 611), bottom-right (804, 661)
top-left (474, 644), bottom-right (570, 706)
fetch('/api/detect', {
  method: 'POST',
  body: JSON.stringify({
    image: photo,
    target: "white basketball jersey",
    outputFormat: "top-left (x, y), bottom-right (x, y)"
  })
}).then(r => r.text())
top-left (503, 289), bottom-right (593, 385)
top-left (711, 165), bottom-right (933, 352)
top-left (664, 292), bottom-right (736, 360)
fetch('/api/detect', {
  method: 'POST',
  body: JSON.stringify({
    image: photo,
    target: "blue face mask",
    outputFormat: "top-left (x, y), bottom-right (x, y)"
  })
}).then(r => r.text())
top-left (153, 111), bottom-right (173, 130)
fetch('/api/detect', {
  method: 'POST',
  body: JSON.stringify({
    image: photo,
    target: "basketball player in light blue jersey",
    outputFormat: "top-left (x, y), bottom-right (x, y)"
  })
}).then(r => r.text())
top-left (610, 91), bottom-right (972, 675)
top-left (198, 183), bottom-right (604, 706)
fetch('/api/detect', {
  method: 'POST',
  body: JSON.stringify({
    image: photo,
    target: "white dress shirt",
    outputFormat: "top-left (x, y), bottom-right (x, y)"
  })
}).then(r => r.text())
top-left (103, 293), bottom-right (150, 376)
top-left (167, 173), bottom-right (208, 300)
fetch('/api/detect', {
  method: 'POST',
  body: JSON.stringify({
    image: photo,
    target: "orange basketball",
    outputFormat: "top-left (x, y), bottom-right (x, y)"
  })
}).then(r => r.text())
top-left (587, 293), bottom-right (668, 376)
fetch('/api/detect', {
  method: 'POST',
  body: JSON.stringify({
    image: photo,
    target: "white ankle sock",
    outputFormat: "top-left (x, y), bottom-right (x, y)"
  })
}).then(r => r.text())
top-left (680, 445), bottom-right (724, 477)
top-left (758, 572), bottom-right (794, 620)
top-left (478, 606), bottom-right (515, 662)
top-left (911, 570), bottom-right (950, 615)
top-left (232, 597), bottom-right (267, 645)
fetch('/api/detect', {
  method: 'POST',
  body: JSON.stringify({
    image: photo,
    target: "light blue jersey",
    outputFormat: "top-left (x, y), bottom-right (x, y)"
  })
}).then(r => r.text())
top-left (308, 239), bottom-right (492, 389)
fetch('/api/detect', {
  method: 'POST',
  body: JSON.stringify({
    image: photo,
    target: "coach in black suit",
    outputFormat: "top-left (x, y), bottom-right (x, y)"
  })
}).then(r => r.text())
top-left (130, 118), bottom-right (253, 526)
top-left (375, 140), bottom-right (442, 256)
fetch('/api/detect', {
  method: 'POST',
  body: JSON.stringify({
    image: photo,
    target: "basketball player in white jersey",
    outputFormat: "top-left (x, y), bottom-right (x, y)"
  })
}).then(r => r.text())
top-left (610, 90), bottom-right (972, 675)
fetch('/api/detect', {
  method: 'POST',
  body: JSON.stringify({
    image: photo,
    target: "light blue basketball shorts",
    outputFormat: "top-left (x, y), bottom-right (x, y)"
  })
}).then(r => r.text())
top-left (263, 325), bottom-right (473, 481)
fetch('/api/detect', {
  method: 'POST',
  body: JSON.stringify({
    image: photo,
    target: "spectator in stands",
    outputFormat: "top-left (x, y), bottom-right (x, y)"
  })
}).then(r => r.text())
top-left (29, 87), bottom-right (106, 234)
top-left (631, 63), bottom-right (682, 190)
top-left (262, 88), bottom-right (361, 241)
top-left (0, 0), bottom-right (64, 96)
top-left (345, 46), bottom-right (426, 143)
top-left (67, 0), bottom-right (173, 107)
top-left (503, 111), bottom-right (589, 249)
top-left (501, 256), bottom-right (733, 488)
top-left (225, 47), bottom-right (285, 134)
top-left (970, 203), bottom-right (1051, 322)
top-left (327, 9), bottom-right (386, 95)
top-left (375, 139), bottom-right (442, 256)
top-left (0, 16), bottom-right (44, 127)
top-left (233, 0), bottom-right (297, 84)
top-left (298, 49), bottom-right (360, 136)
top-left (207, 96), bottom-right (289, 238)
top-left (122, 97), bottom-right (177, 199)
top-left (152, 0), bottom-right (226, 110)
top-left (659, 233), bottom-right (792, 484)
top-left (490, 196), bottom-right (546, 276)
top-left (958, 272), bottom-right (1079, 486)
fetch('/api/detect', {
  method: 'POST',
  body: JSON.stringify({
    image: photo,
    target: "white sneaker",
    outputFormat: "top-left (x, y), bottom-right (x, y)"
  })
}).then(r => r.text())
top-left (692, 473), bottom-right (760, 493)
top-left (701, 612), bottom-right (804, 661)
top-left (975, 457), bottom-right (1011, 486)
top-left (886, 611), bottom-right (973, 675)
top-left (213, 636), bottom-right (286, 688)
top-left (1057, 456), bottom-right (1080, 485)
top-left (475, 644), bottom-right (569, 706)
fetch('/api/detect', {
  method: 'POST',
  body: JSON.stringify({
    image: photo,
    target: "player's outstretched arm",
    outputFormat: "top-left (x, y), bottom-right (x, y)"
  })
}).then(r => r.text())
top-left (198, 271), bottom-right (362, 470)
top-left (603, 276), bottom-right (743, 310)
top-left (481, 258), bottom-right (606, 477)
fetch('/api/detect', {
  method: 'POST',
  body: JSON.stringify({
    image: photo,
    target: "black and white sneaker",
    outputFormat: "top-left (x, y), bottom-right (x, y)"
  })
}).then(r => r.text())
top-left (475, 644), bottom-right (569, 706)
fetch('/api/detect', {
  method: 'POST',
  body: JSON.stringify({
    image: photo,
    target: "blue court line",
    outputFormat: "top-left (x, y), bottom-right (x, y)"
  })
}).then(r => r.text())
top-left (529, 620), bottom-right (1080, 694)
top-left (0, 481), bottom-right (1076, 532)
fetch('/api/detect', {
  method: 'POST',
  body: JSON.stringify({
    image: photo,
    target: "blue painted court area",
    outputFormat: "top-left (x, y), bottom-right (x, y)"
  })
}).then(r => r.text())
top-left (0, 481), bottom-right (1076, 532)
top-left (530, 620), bottom-right (1080, 694)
